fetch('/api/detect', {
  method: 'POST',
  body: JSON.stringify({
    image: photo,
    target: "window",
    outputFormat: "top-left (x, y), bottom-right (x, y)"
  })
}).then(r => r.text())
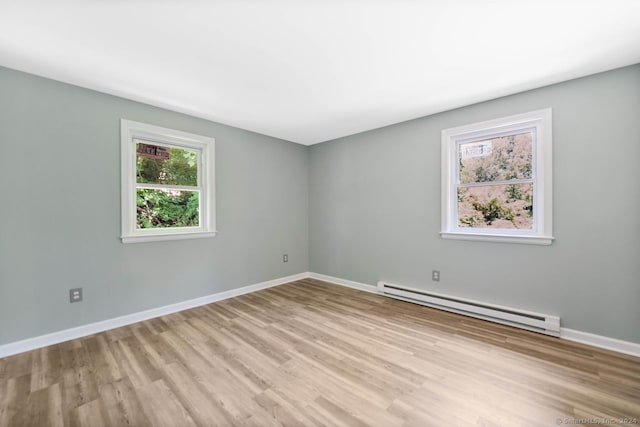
top-left (441, 109), bottom-right (553, 245)
top-left (120, 120), bottom-right (216, 243)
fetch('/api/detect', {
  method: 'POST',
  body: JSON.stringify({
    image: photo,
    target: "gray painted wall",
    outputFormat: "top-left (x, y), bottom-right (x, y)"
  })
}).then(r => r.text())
top-left (309, 64), bottom-right (640, 343)
top-left (2, 64), bottom-right (638, 347)
top-left (0, 67), bottom-right (309, 345)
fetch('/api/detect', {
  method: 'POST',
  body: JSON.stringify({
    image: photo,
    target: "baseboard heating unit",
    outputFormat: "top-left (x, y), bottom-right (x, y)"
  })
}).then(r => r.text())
top-left (377, 281), bottom-right (560, 336)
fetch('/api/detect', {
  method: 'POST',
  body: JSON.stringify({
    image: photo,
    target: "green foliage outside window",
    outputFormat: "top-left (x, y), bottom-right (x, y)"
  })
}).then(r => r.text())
top-left (136, 189), bottom-right (199, 228)
top-left (458, 133), bottom-right (533, 229)
top-left (136, 146), bottom-right (198, 186)
top-left (135, 144), bottom-right (200, 228)
top-left (471, 197), bottom-right (514, 224)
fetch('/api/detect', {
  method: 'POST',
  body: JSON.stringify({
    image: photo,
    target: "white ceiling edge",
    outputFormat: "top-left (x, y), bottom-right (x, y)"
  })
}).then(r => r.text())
top-left (296, 60), bottom-right (640, 145)
top-left (1, 1), bottom-right (639, 145)
top-left (3, 56), bottom-right (636, 147)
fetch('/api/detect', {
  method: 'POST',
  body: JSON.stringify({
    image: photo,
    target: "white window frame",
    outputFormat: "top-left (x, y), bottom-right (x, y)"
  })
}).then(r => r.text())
top-left (441, 108), bottom-right (553, 245)
top-left (120, 119), bottom-right (216, 243)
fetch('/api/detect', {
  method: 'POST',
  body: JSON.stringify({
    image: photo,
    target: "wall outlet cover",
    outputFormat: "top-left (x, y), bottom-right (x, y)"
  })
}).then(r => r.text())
top-left (70, 288), bottom-right (83, 303)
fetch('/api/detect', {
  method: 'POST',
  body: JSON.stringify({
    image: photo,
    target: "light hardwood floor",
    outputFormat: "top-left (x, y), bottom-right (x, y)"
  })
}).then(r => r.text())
top-left (1, 279), bottom-right (639, 426)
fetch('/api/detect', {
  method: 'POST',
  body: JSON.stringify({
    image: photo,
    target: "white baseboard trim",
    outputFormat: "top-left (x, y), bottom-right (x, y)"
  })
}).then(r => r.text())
top-left (307, 272), bottom-right (377, 293)
top-left (560, 328), bottom-right (640, 358)
top-left (3, 271), bottom-right (638, 359)
top-left (308, 272), bottom-right (640, 358)
top-left (0, 272), bottom-right (309, 359)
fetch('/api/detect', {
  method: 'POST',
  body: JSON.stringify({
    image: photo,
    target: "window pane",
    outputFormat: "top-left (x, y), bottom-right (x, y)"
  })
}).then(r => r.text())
top-left (136, 140), bottom-right (198, 186)
top-left (136, 188), bottom-right (199, 229)
top-left (457, 183), bottom-right (533, 229)
top-left (459, 132), bottom-right (532, 184)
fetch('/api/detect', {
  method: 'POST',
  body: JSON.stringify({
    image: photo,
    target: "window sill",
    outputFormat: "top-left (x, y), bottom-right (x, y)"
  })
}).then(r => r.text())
top-left (121, 231), bottom-right (217, 244)
top-left (440, 231), bottom-right (554, 246)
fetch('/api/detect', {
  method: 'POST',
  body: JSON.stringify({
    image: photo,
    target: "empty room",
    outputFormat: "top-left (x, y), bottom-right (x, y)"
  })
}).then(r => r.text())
top-left (1, 1), bottom-right (639, 426)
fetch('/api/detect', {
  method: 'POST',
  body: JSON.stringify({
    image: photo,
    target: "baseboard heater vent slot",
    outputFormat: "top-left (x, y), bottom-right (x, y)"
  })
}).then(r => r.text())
top-left (377, 281), bottom-right (560, 336)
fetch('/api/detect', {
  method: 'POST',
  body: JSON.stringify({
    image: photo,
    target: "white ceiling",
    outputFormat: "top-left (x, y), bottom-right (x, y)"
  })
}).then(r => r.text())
top-left (1, 1), bottom-right (639, 145)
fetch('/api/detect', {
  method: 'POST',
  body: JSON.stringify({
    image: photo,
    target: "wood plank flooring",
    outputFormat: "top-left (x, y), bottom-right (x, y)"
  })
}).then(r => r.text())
top-left (1, 279), bottom-right (639, 426)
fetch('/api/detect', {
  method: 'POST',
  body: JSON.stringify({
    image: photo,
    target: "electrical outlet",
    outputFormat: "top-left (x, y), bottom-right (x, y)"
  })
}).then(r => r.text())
top-left (70, 288), bottom-right (83, 303)
top-left (432, 270), bottom-right (440, 282)
top-left (283, 254), bottom-right (288, 263)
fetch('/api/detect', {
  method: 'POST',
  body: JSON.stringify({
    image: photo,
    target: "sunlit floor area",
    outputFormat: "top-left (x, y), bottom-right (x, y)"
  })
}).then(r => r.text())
top-left (1, 279), bottom-right (639, 426)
